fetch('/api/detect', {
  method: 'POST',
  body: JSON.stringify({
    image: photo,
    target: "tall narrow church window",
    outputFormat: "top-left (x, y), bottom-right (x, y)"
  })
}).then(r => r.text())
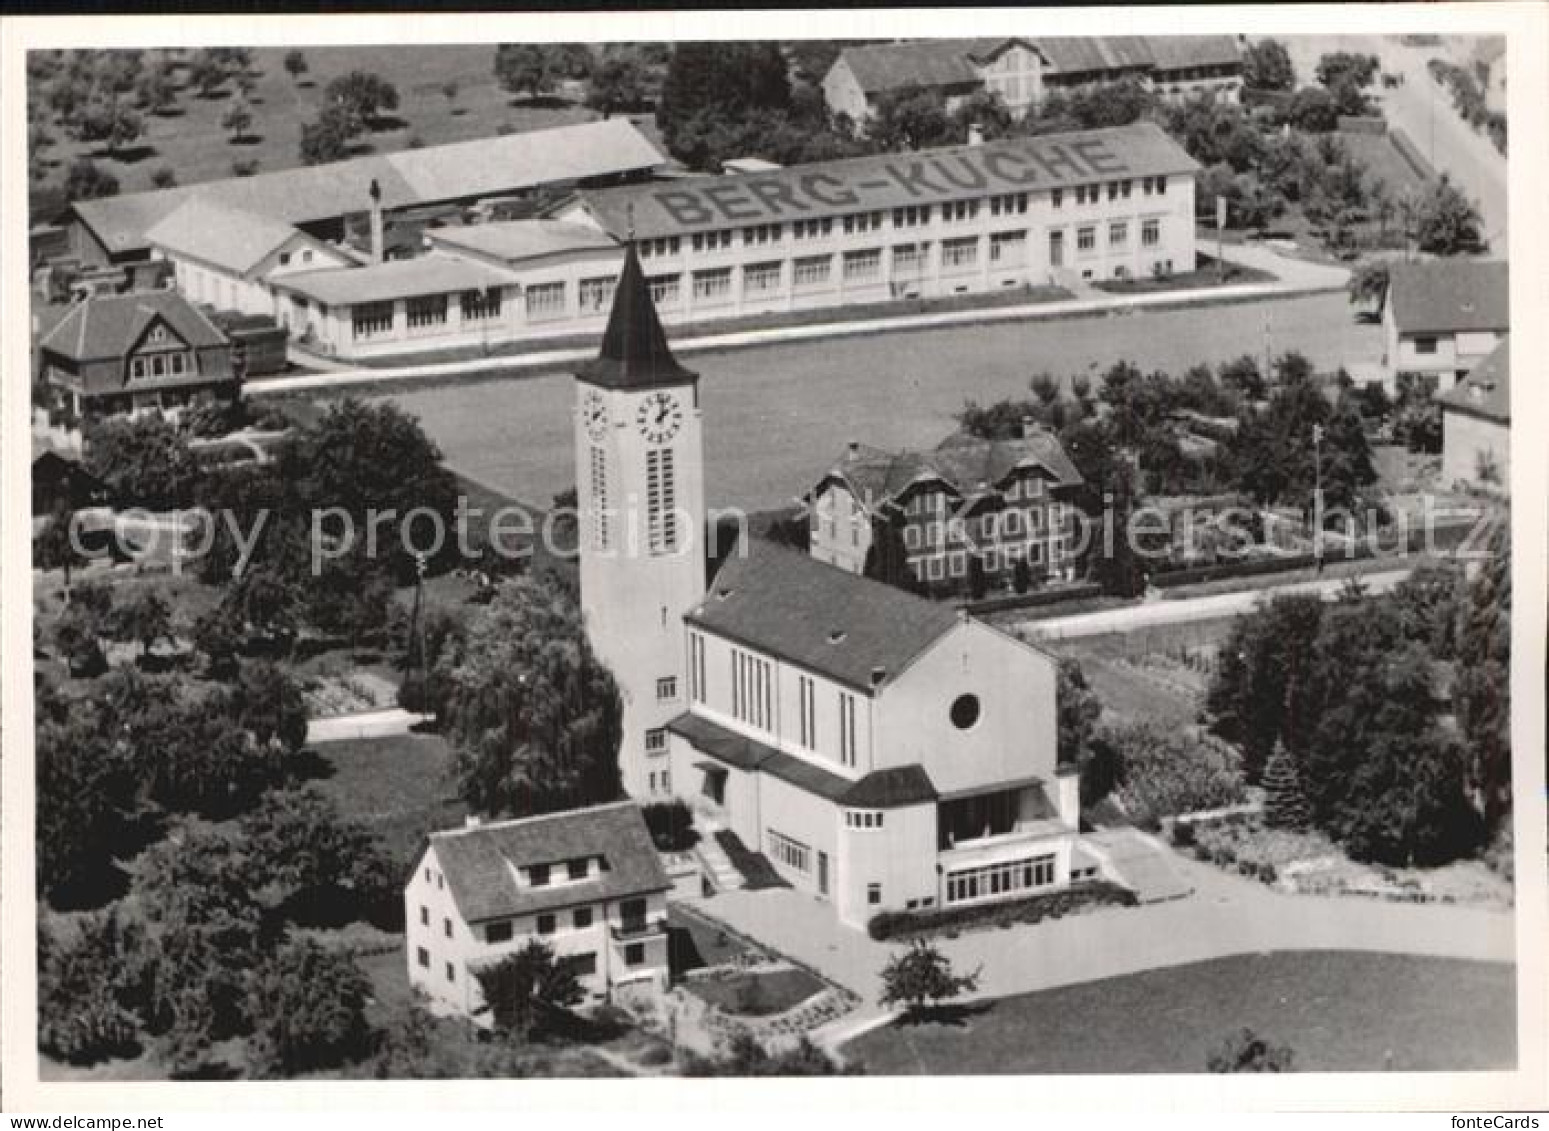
top-left (646, 448), bottom-right (677, 554)
top-left (589, 446), bottom-right (611, 550)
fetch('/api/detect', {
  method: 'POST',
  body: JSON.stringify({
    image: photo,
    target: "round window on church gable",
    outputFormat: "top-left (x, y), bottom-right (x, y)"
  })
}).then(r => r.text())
top-left (950, 693), bottom-right (981, 731)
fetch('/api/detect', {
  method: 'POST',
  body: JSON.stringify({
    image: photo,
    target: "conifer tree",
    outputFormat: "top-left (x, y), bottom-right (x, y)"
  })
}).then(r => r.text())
top-left (1261, 740), bottom-right (1310, 831)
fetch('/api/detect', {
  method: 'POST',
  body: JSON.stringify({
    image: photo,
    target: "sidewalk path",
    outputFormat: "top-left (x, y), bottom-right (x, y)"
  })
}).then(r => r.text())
top-left (249, 254), bottom-right (1347, 397)
top-left (305, 707), bottom-right (431, 745)
top-left (1026, 568), bottom-right (1412, 640)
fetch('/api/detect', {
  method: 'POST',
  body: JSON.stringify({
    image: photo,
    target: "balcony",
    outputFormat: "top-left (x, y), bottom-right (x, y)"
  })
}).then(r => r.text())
top-left (609, 917), bottom-right (668, 942)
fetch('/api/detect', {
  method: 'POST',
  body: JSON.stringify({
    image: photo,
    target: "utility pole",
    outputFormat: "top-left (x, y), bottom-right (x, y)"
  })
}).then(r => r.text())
top-left (1311, 423), bottom-right (1325, 575)
top-left (410, 550), bottom-right (431, 718)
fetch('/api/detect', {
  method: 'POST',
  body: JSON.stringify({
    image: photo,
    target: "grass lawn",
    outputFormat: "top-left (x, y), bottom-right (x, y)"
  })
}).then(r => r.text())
top-left (844, 951), bottom-right (1516, 1074)
top-left (32, 46), bottom-right (603, 201)
top-left (301, 732), bottom-right (466, 866)
top-left (684, 967), bottom-right (827, 1017)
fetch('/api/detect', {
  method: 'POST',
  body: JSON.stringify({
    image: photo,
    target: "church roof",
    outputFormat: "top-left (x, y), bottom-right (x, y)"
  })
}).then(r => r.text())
top-left (574, 244), bottom-right (697, 391)
top-left (687, 538), bottom-right (961, 692)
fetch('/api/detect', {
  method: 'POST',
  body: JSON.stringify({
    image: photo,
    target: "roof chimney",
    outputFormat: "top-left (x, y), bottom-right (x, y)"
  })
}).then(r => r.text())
top-left (847, 440), bottom-right (860, 460)
top-left (1021, 415), bottom-right (1039, 439)
top-left (368, 178), bottom-right (385, 265)
top-left (870, 666), bottom-right (888, 687)
top-left (968, 122), bottom-right (985, 147)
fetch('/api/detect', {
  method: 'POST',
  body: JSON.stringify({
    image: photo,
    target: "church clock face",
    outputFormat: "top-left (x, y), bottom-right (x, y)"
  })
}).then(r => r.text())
top-left (582, 390), bottom-right (609, 441)
top-left (636, 391), bottom-right (684, 444)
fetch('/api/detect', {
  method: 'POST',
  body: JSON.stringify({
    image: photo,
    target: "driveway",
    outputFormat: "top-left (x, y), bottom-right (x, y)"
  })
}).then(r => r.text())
top-left (694, 853), bottom-right (1514, 1040)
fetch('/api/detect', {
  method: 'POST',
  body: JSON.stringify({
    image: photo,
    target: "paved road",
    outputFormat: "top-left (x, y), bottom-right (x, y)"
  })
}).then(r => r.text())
top-left (373, 289), bottom-right (1380, 514)
top-left (1026, 568), bottom-right (1413, 640)
top-left (1281, 34), bottom-right (1507, 247)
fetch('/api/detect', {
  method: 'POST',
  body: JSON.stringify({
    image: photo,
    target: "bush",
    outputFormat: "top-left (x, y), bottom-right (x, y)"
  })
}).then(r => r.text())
top-left (1102, 721), bottom-right (1247, 827)
top-left (642, 799), bottom-right (698, 852)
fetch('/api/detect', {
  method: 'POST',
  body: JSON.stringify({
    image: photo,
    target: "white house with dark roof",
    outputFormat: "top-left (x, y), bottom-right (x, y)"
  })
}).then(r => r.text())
top-left (147, 197), bottom-right (355, 319)
top-left (808, 426), bottom-right (1085, 590)
top-left (570, 245), bottom-right (1082, 931)
top-left (823, 36), bottom-right (1243, 125)
top-left (405, 801), bottom-right (671, 1022)
top-left (1380, 258), bottom-right (1509, 393)
top-left (1440, 336), bottom-right (1510, 493)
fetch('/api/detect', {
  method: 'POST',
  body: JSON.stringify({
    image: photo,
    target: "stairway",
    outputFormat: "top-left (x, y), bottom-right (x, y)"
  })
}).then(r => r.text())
top-left (692, 819), bottom-right (745, 894)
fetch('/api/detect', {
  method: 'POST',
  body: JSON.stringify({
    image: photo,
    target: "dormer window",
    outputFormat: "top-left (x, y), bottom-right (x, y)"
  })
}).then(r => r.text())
top-left (827, 630), bottom-right (847, 644)
top-left (567, 858), bottom-right (589, 881)
top-left (529, 863), bottom-right (551, 887)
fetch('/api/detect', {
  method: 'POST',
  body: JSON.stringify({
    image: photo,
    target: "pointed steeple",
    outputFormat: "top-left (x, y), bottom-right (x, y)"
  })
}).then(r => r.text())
top-left (575, 243), bottom-right (697, 390)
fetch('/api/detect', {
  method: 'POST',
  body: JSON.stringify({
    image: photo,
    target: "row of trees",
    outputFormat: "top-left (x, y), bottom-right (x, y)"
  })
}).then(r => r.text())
top-left (1205, 526), bottom-right (1511, 865)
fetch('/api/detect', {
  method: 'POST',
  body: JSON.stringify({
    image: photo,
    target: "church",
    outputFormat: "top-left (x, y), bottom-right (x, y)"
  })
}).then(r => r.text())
top-left (573, 247), bottom-right (1084, 930)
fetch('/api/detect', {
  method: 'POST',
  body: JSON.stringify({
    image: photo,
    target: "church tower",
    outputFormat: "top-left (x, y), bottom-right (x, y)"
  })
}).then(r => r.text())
top-left (574, 245), bottom-right (706, 798)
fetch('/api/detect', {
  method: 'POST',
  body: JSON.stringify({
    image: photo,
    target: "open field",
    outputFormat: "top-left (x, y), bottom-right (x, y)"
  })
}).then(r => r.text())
top-left (373, 291), bottom-right (1383, 514)
top-left (845, 950), bottom-right (1515, 1074)
top-left (33, 45), bottom-right (612, 200)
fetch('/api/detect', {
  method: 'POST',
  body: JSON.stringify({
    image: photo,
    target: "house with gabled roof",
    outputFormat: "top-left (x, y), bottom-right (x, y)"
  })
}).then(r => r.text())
top-left (146, 197), bottom-right (356, 320)
top-left (1439, 336), bottom-right (1509, 493)
top-left (405, 801), bottom-right (672, 1021)
top-left (1380, 258), bottom-right (1508, 393)
top-left (823, 35), bottom-right (1243, 125)
top-left (37, 290), bottom-right (237, 420)
top-left (808, 426), bottom-right (1085, 592)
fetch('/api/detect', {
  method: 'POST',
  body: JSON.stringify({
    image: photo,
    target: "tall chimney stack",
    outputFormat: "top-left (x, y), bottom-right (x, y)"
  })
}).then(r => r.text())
top-left (368, 178), bottom-right (384, 265)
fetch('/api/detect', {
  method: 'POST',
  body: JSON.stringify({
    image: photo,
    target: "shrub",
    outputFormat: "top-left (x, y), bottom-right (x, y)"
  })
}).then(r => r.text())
top-left (642, 799), bottom-right (699, 852)
top-left (867, 881), bottom-right (1136, 941)
top-left (1102, 721), bottom-right (1247, 827)
top-left (1171, 820), bottom-right (1197, 848)
top-left (1208, 1027), bottom-right (1295, 1072)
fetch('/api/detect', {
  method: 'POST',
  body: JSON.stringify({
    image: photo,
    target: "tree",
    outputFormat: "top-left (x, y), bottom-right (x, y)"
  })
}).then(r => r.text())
top-left (493, 43), bottom-right (565, 101)
top-left (324, 70), bottom-right (400, 133)
top-left (186, 49), bottom-right (230, 98)
top-left (1205, 594), bottom-right (1325, 780)
top-left (38, 911), bottom-right (149, 1063)
top-left (83, 413), bottom-right (200, 509)
top-left (1218, 355), bottom-right (1267, 401)
top-left (1102, 721), bottom-right (1247, 827)
top-left (1453, 520), bottom-right (1510, 832)
top-left (110, 587), bottom-right (172, 659)
top-left (1261, 741), bottom-right (1311, 830)
top-left (473, 940), bottom-right (585, 1036)
top-left (299, 106), bottom-right (353, 165)
top-left (869, 84), bottom-right (955, 152)
top-left (231, 660), bottom-right (308, 753)
top-left (862, 510), bottom-right (916, 594)
top-left (36, 705), bottom-right (131, 899)
top-left (1413, 174), bottom-right (1485, 255)
top-left (240, 788), bottom-right (398, 920)
top-left (950, 90), bottom-right (1014, 141)
top-left (1315, 51), bottom-right (1379, 94)
top-left (150, 165), bottom-right (177, 189)
top-left (52, 593), bottom-right (111, 677)
top-left (1242, 39), bottom-right (1295, 91)
top-left (586, 54), bottom-right (648, 118)
top-left (1056, 657), bottom-right (1103, 773)
top-left (1346, 261), bottom-right (1389, 310)
top-left (440, 573), bottom-right (624, 818)
top-left (878, 939), bottom-right (980, 1021)
top-left (248, 939), bottom-right (371, 1076)
top-left (136, 64), bottom-right (178, 115)
top-left (657, 42), bottom-right (792, 163)
top-left (192, 605), bottom-right (243, 679)
top-left (1208, 1028), bottom-right (1295, 1072)
top-left (283, 49), bottom-right (309, 83)
top-left (34, 502), bottom-right (86, 589)
top-left (1285, 86), bottom-right (1338, 133)
top-left (63, 158), bottom-right (120, 202)
top-left (220, 95), bottom-right (254, 143)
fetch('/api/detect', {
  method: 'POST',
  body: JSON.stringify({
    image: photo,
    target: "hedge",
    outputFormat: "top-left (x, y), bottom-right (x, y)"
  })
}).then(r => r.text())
top-left (867, 881), bottom-right (1136, 941)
